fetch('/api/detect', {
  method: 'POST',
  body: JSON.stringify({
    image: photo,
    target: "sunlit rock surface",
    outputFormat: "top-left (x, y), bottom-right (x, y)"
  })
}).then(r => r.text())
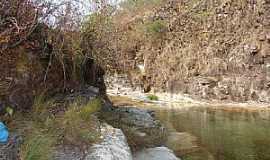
top-left (86, 124), bottom-right (132, 160)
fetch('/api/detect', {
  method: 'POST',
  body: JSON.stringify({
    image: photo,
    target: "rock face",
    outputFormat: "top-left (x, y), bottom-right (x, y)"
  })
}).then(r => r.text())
top-left (101, 106), bottom-right (167, 150)
top-left (134, 147), bottom-right (181, 160)
top-left (54, 124), bottom-right (132, 160)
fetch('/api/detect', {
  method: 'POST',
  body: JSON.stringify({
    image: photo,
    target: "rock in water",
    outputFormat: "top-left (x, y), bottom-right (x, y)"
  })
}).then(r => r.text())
top-left (134, 147), bottom-right (181, 160)
top-left (85, 124), bottom-right (132, 160)
top-left (101, 106), bottom-right (167, 150)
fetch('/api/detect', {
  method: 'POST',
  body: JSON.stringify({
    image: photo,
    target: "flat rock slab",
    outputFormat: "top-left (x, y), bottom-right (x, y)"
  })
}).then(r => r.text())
top-left (134, 147), bottom-right (181, 160)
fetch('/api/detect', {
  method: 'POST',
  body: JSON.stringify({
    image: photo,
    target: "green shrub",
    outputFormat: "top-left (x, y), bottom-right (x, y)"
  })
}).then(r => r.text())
top-left (147, 94), bottom-right (159, 101)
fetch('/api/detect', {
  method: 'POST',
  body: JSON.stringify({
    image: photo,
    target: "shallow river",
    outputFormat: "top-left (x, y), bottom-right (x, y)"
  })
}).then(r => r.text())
top-left (154, 105), bottom-right (270, 160)
top-left (110, 96), bottom-right (270, 160)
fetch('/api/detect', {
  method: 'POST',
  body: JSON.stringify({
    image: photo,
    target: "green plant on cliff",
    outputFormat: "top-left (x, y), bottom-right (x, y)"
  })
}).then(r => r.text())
top-left (147, 94), bottom-right (159, 101)
top-left (141, 20), bottom-right (167, 39)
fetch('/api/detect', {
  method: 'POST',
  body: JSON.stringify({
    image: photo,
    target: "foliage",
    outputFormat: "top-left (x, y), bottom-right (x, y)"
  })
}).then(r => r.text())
top-left (80, 12), bottom-right (119, 71)
top-left (0, 0), bottom-right (95, 98)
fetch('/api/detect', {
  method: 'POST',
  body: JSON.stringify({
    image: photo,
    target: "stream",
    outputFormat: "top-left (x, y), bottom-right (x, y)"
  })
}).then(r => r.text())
top-left (110, 96), bottom-right (270, 160)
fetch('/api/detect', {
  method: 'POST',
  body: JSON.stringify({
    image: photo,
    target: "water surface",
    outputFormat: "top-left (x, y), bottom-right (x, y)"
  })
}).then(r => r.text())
top-left (110, 96), bottom-right (270, 160)
top-left (153, 106), bottom-right (270, 160)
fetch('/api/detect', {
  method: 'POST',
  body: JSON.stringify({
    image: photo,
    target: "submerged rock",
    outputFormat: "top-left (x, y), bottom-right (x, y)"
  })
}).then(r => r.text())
top-left (113, 107), bottom-right (158, 128)
top-left (134, 147), bottom-right (180, 160)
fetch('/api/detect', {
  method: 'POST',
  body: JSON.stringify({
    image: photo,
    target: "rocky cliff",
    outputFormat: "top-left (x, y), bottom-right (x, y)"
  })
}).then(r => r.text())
top-left (105, 0), bottom-right (270, 103)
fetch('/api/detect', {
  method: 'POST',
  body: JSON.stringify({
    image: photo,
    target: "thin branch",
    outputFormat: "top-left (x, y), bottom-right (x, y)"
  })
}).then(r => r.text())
top-left (8, 10), bottom-right (38, 49)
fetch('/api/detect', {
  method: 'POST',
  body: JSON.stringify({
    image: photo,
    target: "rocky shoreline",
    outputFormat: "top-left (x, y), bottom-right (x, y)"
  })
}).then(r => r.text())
top-left (87, 106), bottom-right (180, 160)
top-left (86, 106), bottom-right (180, 160)
top-left (106, 74), bottom-right (270, 110)
top-left (52, 86), bottom-right (180, 160)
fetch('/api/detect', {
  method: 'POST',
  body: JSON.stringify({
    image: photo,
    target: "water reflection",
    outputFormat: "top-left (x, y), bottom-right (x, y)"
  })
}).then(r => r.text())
top-left (154, 106), bottom-right (270, 160)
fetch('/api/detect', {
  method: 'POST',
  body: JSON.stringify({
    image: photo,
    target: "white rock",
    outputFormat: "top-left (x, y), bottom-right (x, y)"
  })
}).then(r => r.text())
top-left (134, 147), bottom-right (181, 160)
top-left (86, 124), bottom-right (133, 160)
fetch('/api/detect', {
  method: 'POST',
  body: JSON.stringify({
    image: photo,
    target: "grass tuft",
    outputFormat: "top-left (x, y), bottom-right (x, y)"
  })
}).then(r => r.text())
top-left (20, 128), bottom-right (56, 160)
top-left (16, 96), bottom-right (102, 159)
top-left (57, 98), bottom-right (102, 145)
